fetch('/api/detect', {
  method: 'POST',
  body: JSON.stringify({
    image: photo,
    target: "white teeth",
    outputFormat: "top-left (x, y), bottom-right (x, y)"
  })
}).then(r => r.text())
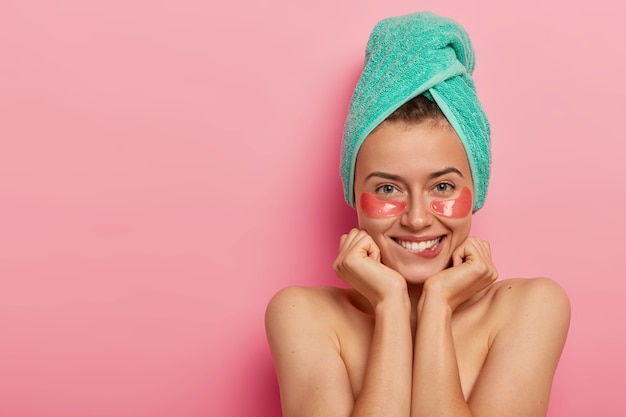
top-left (397, 237), bottom-right (441, 251)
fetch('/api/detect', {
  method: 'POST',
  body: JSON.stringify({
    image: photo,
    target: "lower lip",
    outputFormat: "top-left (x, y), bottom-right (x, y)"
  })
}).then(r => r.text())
top-left (396, 237), bottom-right (445, 259)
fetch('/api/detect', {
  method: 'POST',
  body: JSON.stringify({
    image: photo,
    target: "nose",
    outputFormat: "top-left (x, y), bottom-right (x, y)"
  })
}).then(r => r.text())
top-left (400, 194), bottom-right (434, 230)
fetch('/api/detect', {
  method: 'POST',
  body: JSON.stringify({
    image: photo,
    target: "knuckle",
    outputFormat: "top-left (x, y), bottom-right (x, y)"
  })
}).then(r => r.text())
top-left (332, 259), bottom-right (341, 272)
top-left (475, 263), bottom-right (490, 276)
top-left (491, 268), bottom-right (499, 281)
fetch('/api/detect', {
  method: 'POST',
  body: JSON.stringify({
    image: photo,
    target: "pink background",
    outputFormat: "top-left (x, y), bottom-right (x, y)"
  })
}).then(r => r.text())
top-left (1, 0), bottom-right (624, 416)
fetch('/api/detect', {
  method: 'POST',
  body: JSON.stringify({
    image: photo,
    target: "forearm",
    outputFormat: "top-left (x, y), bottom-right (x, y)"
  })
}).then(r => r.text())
top-left (411, 292), bottom-right (473, 417)
top-left (352, 295), bottom-right (413, 417)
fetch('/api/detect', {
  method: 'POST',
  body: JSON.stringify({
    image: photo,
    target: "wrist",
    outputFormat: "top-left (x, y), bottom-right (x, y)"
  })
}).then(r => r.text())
top-left (417, 285), bottom-right (454, 316)
top-left (374, 287), bottom-right (411, 317)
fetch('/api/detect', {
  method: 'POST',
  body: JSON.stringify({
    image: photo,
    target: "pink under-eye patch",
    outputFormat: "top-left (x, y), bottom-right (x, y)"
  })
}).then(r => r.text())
top-left (360, 192), bottom-right (406, 219)
top-left (430, 187), bottom-right (472, 218)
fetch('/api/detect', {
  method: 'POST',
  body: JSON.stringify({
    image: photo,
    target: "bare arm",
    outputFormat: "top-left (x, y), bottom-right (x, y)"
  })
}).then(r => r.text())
top-left (266, 229), bottom-right (415, 417)
top-left (411, 290), bottom-right (472, 417)
top-left (410, 238), bottom-right (570, 417)
top-left (352, 293), bottom-right (413, 417)
top-left (334, 229), bottom-right (414, 416)
top-left (265, 286), bottom-right (413, 417)
top-left (265, 286), bottom-right (354, 417)
top-left (467, 278), bottom-right (570, 417)
top-left (411, 237), bottom-right (497, 417)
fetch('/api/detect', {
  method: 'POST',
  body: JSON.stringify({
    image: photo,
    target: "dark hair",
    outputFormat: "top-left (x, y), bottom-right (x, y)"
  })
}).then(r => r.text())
top-left (384, 94), bottom-right (450, 127)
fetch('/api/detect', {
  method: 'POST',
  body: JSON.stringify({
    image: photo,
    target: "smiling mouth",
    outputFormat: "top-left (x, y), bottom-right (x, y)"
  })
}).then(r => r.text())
top-left (394, 237), bottom-right (442, 252)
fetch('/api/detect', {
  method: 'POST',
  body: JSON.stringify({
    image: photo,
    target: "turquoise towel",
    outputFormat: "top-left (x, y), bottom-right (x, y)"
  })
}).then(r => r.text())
top-left (340, 11), bottom-right (491, 212)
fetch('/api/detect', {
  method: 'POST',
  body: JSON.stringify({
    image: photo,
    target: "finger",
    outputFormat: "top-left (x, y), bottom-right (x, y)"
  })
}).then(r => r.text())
top-left (339, 233), bottom-right (348, 250)
top-left (341, 229), bottom-right (363, 253)
top-left (339, 228), bottom-right (362, 252)
top-left (460, 237), bottom-right (498, 281)
top-left (337, 230), bottom-right (375, 270)
top-left (360, 233), bottom-right (381, 262)
top-left (469, 238), bottom-right (494, 266)
top-left (349, 230), bottom-right (381, 261)
top-left (454, 240), bottom-right (486, 269)
top-left (451, 238), bottom-right (474, 266)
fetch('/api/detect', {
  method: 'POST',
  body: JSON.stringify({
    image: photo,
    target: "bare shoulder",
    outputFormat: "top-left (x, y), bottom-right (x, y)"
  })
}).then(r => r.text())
top-left (265, 285), bottom-right (359, 349)
top-left (266, 285), bottom-right (344, 308)
top-left (486, 277), bottom-right (571, 348)
top-left (265, 285), bottom-right (352, 325)
top-left (490, 277), bottom-right (571, 318)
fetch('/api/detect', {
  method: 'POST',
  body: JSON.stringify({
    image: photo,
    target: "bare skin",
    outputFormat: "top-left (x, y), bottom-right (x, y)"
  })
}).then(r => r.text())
top-left (265, 121), bottom-right (571, 417)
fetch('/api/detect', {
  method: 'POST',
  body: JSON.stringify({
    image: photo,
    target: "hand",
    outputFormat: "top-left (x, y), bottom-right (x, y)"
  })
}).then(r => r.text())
top-left (422, 236), bottom-right (498, 311)
top-left (333, 228), bottom-right (407, 308)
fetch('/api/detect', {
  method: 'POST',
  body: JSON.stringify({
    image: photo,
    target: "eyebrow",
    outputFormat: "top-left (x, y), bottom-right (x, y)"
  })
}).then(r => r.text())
top-left (364, 171), bottom-right (404, 182)
top-left (365, 167), bottom-right (464, 182)
top-left (428, 167), bottom-right (464, 179)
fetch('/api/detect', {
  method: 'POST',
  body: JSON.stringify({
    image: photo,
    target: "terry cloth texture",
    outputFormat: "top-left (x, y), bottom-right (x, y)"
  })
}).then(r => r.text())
top-left (340, 11), bottom-right (491, 212)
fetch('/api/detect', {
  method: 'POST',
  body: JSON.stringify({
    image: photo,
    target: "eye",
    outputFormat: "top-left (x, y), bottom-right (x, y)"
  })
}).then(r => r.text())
top-left (376, 184), bottom-right (400, 195)
top-left (434, 182), bottom-right (454, 193)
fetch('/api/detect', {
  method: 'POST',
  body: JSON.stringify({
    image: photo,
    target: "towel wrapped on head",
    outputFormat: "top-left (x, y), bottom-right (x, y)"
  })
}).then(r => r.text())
top-left (340, 11), bottom-right (491, 212)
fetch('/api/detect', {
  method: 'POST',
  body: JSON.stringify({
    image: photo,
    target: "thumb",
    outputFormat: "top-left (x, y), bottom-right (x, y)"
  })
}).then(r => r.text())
top-left (451, 241), bottom-right (470, 267)
top-left (363, 236), bottom-right (381, 263)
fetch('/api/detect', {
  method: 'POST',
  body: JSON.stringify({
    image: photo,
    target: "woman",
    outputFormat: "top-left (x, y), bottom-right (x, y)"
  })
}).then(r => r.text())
top-left (265, 11), bottom-right (570, 417)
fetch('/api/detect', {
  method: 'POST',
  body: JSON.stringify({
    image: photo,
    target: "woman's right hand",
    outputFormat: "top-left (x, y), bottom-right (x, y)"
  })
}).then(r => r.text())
top-left (333, 228), bottom-right (408, 308)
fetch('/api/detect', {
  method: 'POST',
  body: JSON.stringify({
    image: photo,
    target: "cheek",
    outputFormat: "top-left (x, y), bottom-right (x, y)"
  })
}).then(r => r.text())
top-left (430, 187), bottom-right (473, 218)
top-left (360, 192), bottom-right (406, 219)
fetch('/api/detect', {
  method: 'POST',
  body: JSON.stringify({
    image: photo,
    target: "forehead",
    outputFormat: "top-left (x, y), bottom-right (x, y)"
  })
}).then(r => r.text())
top-left (355, 121), bottom-right (471, 178)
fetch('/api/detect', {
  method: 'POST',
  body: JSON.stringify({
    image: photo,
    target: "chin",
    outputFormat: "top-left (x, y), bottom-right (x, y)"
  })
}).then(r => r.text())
top-left (385, 261), bottom-right (448, 284)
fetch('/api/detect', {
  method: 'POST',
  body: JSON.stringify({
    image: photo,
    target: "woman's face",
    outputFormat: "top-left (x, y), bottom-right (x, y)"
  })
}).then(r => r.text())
top-left (354, 120), bottom-right (474, 283)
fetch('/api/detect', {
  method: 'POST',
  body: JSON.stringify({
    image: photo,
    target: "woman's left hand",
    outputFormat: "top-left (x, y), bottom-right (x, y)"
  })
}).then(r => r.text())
top-left (422, 236), bottom-right (498, 311)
